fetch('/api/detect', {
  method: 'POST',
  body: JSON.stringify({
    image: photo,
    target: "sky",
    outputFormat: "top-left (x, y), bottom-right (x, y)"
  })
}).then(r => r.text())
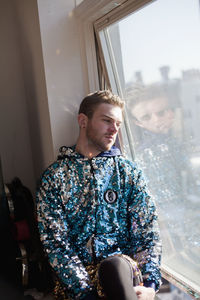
top-left (117, 0), bottom-right (200, 84)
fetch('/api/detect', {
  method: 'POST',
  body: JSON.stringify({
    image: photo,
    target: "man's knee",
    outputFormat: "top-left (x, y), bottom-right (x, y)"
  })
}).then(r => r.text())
top-left (99, 256), bottom-right (132, 278)
top-left (98, 256), bottom-right (137, 300)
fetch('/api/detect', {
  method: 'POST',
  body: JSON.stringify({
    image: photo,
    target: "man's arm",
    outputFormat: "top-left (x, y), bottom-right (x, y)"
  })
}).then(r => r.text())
top-left (36, 167), bottom-right (95, 300)
top-left (127, 164), bottom-right (162, 292)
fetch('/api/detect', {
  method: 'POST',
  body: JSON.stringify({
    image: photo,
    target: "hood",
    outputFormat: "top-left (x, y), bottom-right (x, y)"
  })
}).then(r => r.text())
top-left (57, 145), bottom-right (121, 160)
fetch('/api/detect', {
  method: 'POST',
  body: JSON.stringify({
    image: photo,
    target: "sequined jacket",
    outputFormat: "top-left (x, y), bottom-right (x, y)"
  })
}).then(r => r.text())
top-left (36, 146), bottom-right (162, 299)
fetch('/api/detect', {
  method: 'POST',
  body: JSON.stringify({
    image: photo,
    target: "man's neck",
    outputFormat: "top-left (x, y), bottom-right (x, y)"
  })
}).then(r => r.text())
top-left (75, 141), bottom-right (100, 158)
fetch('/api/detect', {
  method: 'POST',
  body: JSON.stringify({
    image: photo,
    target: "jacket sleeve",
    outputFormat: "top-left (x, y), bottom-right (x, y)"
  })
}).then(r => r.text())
top-left (127, 164), bottom-right (162, 291)
top-left (36, 167), bottom-right (94, 299)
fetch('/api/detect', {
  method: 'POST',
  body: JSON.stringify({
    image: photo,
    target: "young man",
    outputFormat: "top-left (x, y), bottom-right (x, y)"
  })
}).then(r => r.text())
top-left (36, 91), bottom-right (161, 300)
top-left (131, 96), bottom-right (174, 135)
top-left (128, 85), bottom-right (189, 254)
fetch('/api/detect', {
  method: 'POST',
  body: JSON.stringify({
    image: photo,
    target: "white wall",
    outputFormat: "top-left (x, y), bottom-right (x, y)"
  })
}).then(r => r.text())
top-left (0, 0), bottom-right (35, 193)
top-left (0, 0), bottom-right (95, 193)
top-left (37, 0), bottom-right (86, 155)
top-left (15, 0), bottom-right (54, 183)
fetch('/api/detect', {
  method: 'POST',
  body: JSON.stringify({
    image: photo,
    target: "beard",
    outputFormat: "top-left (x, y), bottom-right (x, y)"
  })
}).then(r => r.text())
top-left (86, 127), bottom-right (115, 152)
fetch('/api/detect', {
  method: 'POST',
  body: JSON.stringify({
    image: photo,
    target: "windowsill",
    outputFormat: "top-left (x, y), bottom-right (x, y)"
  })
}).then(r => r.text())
top-left (161, 264), bottom-right (200, 299)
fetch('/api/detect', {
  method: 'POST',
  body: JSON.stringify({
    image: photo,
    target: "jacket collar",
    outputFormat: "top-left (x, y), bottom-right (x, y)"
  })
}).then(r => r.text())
top-left (58, 145), bottom-right (121, 160)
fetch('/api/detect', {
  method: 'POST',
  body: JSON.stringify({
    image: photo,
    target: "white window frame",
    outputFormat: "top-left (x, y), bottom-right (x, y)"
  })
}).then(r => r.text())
top-left (74, 0), bottom-right (153, 91)
top-left (74, 1), bottom-right (200, 298)
top-left (74, 0), bottom-right (128, 92)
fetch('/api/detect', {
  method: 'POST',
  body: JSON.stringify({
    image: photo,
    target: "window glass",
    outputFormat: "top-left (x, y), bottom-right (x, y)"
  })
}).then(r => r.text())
top-left (98, 0), bottom-right (200, 293)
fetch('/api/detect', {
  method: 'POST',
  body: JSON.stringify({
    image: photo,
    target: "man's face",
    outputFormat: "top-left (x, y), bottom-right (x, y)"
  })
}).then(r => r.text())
top-left (131, 97), bottom-right (174, 134)
top-left (86, 103), bottom-right (123, 152)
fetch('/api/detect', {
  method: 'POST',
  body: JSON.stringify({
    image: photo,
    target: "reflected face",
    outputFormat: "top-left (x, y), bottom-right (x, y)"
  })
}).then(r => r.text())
top-left (131, 97), bottom-right (174, 134)
top-left (86, 103), bottom-right (123, 152)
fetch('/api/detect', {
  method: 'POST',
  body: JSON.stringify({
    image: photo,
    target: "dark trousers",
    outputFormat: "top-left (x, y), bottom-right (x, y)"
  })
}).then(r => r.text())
top-left (98, 256), bottom-right (138, 300)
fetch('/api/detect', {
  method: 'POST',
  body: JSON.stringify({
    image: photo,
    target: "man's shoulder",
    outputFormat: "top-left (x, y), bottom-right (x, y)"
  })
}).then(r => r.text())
top-left (117, 155), bottom-right (140, 172)
top-left (57, 145), bottom-right (77, 159)
top-left (41, 147), bottom-right (74, 178)
top-left (40, 160), bottom-right (64, 180)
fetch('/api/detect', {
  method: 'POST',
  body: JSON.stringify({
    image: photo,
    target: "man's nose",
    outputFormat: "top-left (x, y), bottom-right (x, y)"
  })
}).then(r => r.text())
top-left (151, 113), bottom-right (161, 124)
top-left (109, 123), bottom-right (118, 133)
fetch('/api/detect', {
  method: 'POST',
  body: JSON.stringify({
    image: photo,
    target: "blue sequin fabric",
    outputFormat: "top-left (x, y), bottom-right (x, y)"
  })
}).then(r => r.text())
top-left (36, 146), bottom-right (162, 299)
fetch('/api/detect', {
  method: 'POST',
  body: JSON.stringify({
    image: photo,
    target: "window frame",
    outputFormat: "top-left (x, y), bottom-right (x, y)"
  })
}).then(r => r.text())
top-left (74, 1), bottom-right (200, 298)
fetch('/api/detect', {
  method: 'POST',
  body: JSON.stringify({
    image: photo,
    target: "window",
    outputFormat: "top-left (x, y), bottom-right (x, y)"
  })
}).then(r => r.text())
top-left (94, 0), bottom-right (200, 297)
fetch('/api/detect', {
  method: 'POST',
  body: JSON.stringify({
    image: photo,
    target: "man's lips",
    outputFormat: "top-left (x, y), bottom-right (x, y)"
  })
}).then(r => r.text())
top-left (157, 123), bottom-right (171, 131)
top-left (105, 135), bottom-right (114, 141)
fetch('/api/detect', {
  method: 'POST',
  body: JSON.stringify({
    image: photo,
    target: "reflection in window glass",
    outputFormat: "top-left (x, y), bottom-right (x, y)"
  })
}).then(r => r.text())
top-left (98, 0), bottom-right (200, 293)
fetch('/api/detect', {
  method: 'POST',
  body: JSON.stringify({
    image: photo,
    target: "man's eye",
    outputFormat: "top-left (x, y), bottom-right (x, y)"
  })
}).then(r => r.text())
top-left (157, 109), bottom-right (166, 117)
top-left (140, 114), bottom-right (151, 122)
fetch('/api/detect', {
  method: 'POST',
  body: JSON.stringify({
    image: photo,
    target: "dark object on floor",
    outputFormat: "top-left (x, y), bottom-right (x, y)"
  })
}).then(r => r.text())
top-left (4, 177), bottom-right (54, 294)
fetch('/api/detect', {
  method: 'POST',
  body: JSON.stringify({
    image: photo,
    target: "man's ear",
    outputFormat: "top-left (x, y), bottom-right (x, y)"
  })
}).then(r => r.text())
top-left (78, 113), bottom-right (88, 129)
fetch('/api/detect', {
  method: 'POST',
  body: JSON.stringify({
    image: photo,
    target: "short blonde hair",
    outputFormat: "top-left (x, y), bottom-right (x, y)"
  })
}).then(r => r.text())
top-left (79, 90), bottom-right (124, 119)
